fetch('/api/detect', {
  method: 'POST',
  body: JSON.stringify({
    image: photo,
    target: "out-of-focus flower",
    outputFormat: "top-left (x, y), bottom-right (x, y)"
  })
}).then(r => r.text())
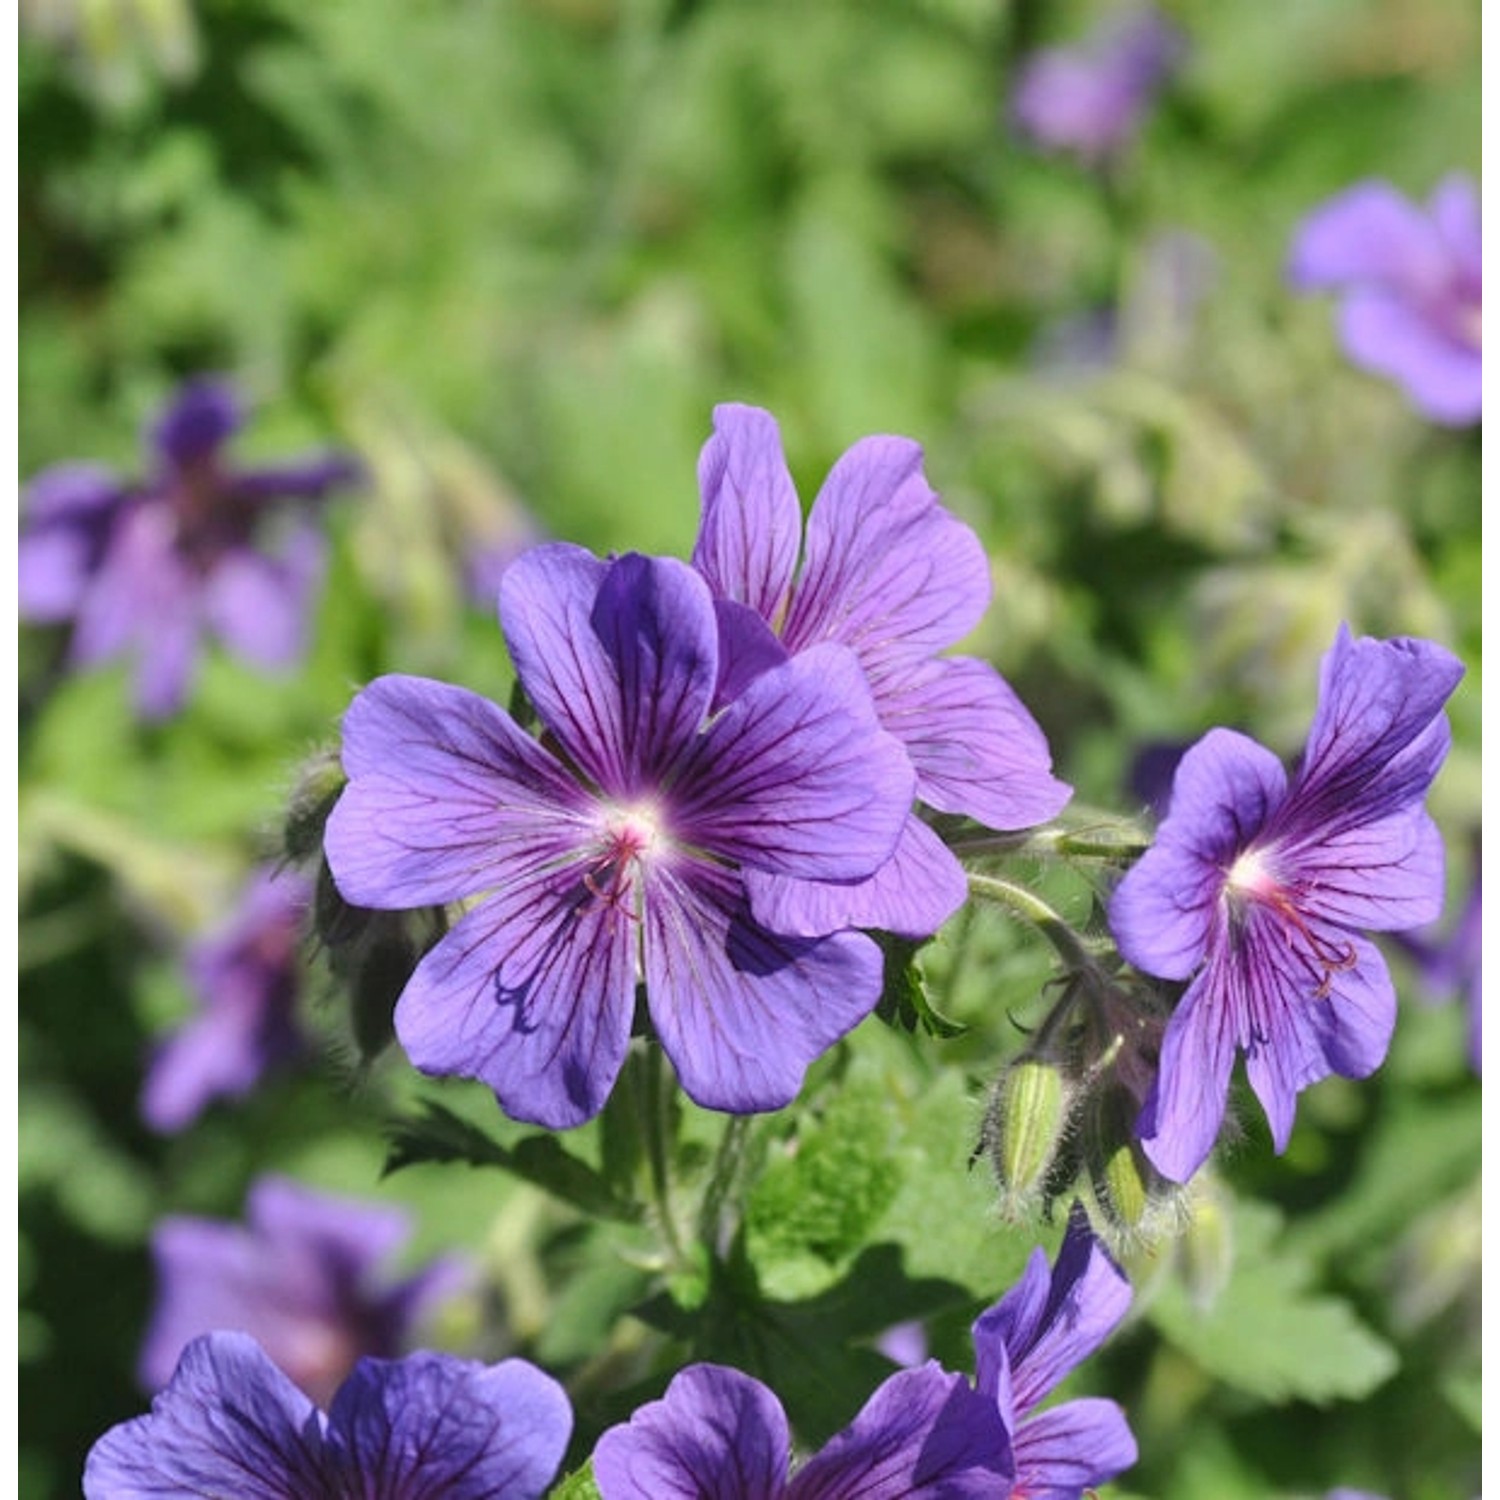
top-left (138, 1176), bottom-right (467, 1408)
top-left (690, 404), bottom-right (1070, 942)
top-left (1287, 176), bottom-right (1482, 426)
top-left (88, 1332), bottom-right (571, 1500)
top-left (1110, 627), bottom-right (1464, 1183)
top-left (142, 865), bottom-right (312, 1133)
top-left (326, 546), bottom-right (915, 1129)
top-left (1010, 7), bottom-right (1184, 167)
top-left (18, 378), bottom-right (361, 718)
top-left (1392, 843), bottom-right (1481, 1073)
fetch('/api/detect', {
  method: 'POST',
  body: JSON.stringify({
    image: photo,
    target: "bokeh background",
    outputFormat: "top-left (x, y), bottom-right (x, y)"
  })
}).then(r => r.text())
top-left (19, 2), bottom-right (1480, 1497)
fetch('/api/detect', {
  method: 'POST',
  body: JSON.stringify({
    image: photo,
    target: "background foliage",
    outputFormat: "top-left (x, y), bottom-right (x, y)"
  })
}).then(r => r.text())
top-left (19, 2), bottom-right (1480, 1497)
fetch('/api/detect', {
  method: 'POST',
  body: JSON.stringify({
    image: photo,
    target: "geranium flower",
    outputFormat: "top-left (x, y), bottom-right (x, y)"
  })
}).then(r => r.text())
top-left (972, 1206), bottom-right (1137, 1499)
top-left (142, 865), bottom-right (312, 1133)
top-left (18, 377), bottom-right (360, 718)
top-left (87, 1332), bottom-right (570, 1499)
top-left (1287, 175), bottom-right (1481, 426)
top-left (325, 545), bottom-right (915, 1128)
top-left (138, 1176), bottom-right (466, 1408)
top-left (1010, 6), bottom-right (1184, 168)
top-left (1110, 627), bottom-right (1464, 1182)
top-left (690, 404), bottom-right (1070, 941)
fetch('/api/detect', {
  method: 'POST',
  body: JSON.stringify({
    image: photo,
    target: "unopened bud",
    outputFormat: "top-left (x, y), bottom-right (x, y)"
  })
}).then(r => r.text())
top-left (1177, 1178), bottom-right (1234, 1312)
top-left (1082, 1085), bottom-right (1185, 1249)
top-left (348, 933), bottom-right (417, 1063)
top-left (982, 1058), bottom-right (1075, 1217)
top-left (284, 750), bottom-right (348, 865)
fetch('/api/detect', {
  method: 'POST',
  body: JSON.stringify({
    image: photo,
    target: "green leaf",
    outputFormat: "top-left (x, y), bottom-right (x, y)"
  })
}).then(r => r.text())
top-left (875, 934), bottom-right (966, 1039)
top-left (1149, 1199), bottom-right (1397, 1404)
top-left (548, 1461), bottom-right (601, 1500)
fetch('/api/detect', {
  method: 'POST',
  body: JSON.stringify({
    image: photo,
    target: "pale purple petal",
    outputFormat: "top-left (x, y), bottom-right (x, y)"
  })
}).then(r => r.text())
top-left (325, 1354), bottom-right (571, 1499)
top-left (152, 378), bottom-right (243, 468)
top-left (327, 675), bottom-right (593, 908)
top-left (693, 403), bottom-right (802, 623)
top-left (789, 1363), bottom-right (1013, 1500)
top-left (245, 1175), bottom-right (413, 1272)
top-left (782, 436), bottom-right (991, 668)
top-left (393, 869), bottom-right (637, 1129)
top-left (1136, 964), bottom-right (1239, 1182)
top-left (1007, 1397), bottom-right (1137, 1500)
top-left (642, 859), bottom-right (885, 1114)
top-left (674, 642), bottom-right (913, 882)
top-left (69, 503), bottom-right (188, 665)
top-left (202, 531), bottom-right (324, 670)
top-left (141, 1000), bottom-right (293, 1133)
top-left (594, 1364), bottom-right (791, 1500)
top-left (1339, 290), bottom-right (1482, 425)
top-left (18, 527), bottom-right (100, 622)
top-left (744, 814), bottom-right (967, 940)
top-left (1287, 181), bottom-right (1448, 293)
top-left (87, 1333), bottom-right (328, 1500)
top-left (879, 656), bottom-right (1071, 829)
top-left (1430, 174), bottom-right (1481, 272)
top-left (1110, 729), bottom-right (1287, 981)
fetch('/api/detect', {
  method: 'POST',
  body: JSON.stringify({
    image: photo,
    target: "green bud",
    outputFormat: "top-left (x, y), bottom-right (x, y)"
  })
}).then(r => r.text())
top-left (284, 750), bottom-right (348, 865)
top-left (1177, 1178), bottom-right (1234, 1312)
top-left (982, 1058), bottom-right (1074, 1217)
top-left (1081, 1084), bottom-right (1186, 1251)
top-left (348, 933), bottom-right (416, 1064)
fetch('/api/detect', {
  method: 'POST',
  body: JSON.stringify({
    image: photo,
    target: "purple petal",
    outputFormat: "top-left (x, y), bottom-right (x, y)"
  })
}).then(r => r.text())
top-left (782, 436), bottom-right (991, 668)
top-left (744, 814), bottom-right (967, 940)
top-left (1338, 289), bottom-right (1482, 425)
top-left (325, 1354), bottom-right (571, 1499)
top-left (789, 1363), bottom-right (1014, 1500)
top-left (152, 378), bottom-right (243, 469)
top-left (879, 656), bottom-right (1072, 829)
top-left (692, 404), bottom-right (802, 623)
top-left (393, 870), bottom-right (637, 1129)
top-left (1110, 729), bottom-right (1287, 981)
top-left (594, 1364), bottom-right (791, 1500)
top-left (245, 1175), bottom-right (412, 1272)
top-left (1136, 964), bottom-right (1238, 1182)
top-left (1289, 808), bottom-right (1447, 933)
top-left (141, 1000), bottom-right (291, 1133)
top-left (327, 674), bottom-right (593, 909)
top-left (88, 1332), bottom-right (328, 1500)
top-left (1429, 174), bottom-right (1481, 272)
top-left (1009, 1397), bottom-right (1138, 1500)
top-left (642, 859), bottom-right (885, 1113)
top-left (713, 598), bottom-right (792, 711)
top-left (18, 527), bottom-right (99, 622)
top-left (1286, 181), bottom-right (1448, 294)
top-left (226, 452), bottom-right (364, 504)
top-left (202, 532), bottom-right (323, 670)
top-left (674, 642), bottom-right (913, 882)
top-left (22, 461), bottom-right (126, 523)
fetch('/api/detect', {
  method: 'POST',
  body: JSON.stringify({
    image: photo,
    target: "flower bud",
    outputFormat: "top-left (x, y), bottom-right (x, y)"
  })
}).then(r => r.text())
top-left (1082, 1083), bottom-right (1185, 1249)
top-left (981, 1057), bottom-right (1075, 1218)
top-left (283, 750), bottom-right (347, 865)
top-left (1177, 1176), bottom-right (1234, 1312)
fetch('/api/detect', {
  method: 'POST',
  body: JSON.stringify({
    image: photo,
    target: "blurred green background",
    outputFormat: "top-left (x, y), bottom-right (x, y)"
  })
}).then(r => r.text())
top-left (19, 1), bottom-right (1480, 1497)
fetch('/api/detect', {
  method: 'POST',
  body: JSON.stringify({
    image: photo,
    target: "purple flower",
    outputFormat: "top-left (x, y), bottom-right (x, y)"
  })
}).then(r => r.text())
top-left (971, 1207), bottom-right (1137, 1499)
top-left (1392, 846), bottom-right (1481, 1074)
top-left (1010, 7), bottom-right (1184, 167)
top-left (326, 545), bottom-right (916, 1128)
top-left (87, 1331), bottom-right (571, 1499)
top-left (690, 404), bottom-right (1070, 941)
top-left (18, 377), bottom-right (361, 718)
top-left (595, 1213), bottom-right (1134, 1500)
top-left (1287, 176), bottom-right (1482, 426)
top-left (142, 865), bottom-right (312, 1133)
top-left (1110, 627), bottom-right (1464, 1183)
top-left (138, 1175), bottom-right (467, 1408)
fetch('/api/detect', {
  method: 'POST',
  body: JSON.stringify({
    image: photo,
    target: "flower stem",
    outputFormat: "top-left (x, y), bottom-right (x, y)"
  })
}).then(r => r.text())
top-left (643, 1043), bottom-right (687, 1268)
top-left (697, 1115), bottom-right (751, 1257)
top-left (967, 871), bottom-right (1102, 975)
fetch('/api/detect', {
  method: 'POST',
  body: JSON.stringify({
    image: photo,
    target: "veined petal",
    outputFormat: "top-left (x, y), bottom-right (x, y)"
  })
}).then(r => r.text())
top-left (674, 643), bottom-right (913, 882)
top-left (85, 1332), bottom-right (329, 1500)
top-left (393, 869), bottom-right (637, 1129)
top-left (1289, 808), bottom-right (1447, 932)
top-left (713, 598), bottom-right (791, 711)
top-left (692, 404), bottom-right (802, 623)
top-left (789, 1364), bottom-right (1013, 1500)
top-left (1136, 964), bottom-right (1239, 1183)
top-left (594, 1364), bottom-right (791, 1500)
top-left (744, 815), bottom-right (967, 940)
top-left (879, 656), bottom-right (1072, 829)
top-left (327, 675), bottom-right (593, 908)
top-left (1110, 729), bottom-right (1285, 981)
top-left (1286, 181), bottom-right (1447, 294)
top-left (1009, 1397), bottom-right (1138, 1500)
top-left (326, 1354), bottom-right (571, 1499)
top-left (783, 436), bottom-right (991, 667)
top-left (642, 860), bottom-right (884, 1114)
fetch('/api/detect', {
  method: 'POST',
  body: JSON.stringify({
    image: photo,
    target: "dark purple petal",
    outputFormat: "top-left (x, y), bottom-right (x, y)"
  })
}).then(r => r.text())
top-left (325, 1353), bottom-right (571, 1499)
top-left (393, 868), bottom-right (637, 1129)
top-left (642, 859), bottom-right (885, 1114)
top-left (713, 598), bottom-right (792, 711)
top-left (22, 461), bottom-right (126, 523)
top-left (88, 1332), bottom-right (329, 1500)
top-left (152, 378), bottom-right (243, 469)
top-left (1008, 1397), bottom-right (1138, 1500)
top-left (594, 1364), bottom-right (791, 1500)
top-left (327, 674), bottom-right (593, 909)
top-left (1110, 729), bottom-right (1286, 981)
top-left (226, 451), bottom-right (364, 504)
top-left (202, 532), bottom-right (324, 670)
top-left (245, 1175), bottom-right (412, 1272)
top-left (789, 1363), bottom-right (1014, 1500)
top-left (878, 656), bottom-right (1071, 830)
top-left (1135, 964), bottom-right (1238, 1183)
top-left (782, 437), bottom-right (991, 669)
top-left (1337, 289), bottom-right (1482, 424)
top-left (692, 404), bottom-right (802, 624)
top-left (743, 814), bottom-right (967, 940)
top-left (1286, 181), bottom-right (1448, 294)
top-left (674, 643), bottom-right (913, 882)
